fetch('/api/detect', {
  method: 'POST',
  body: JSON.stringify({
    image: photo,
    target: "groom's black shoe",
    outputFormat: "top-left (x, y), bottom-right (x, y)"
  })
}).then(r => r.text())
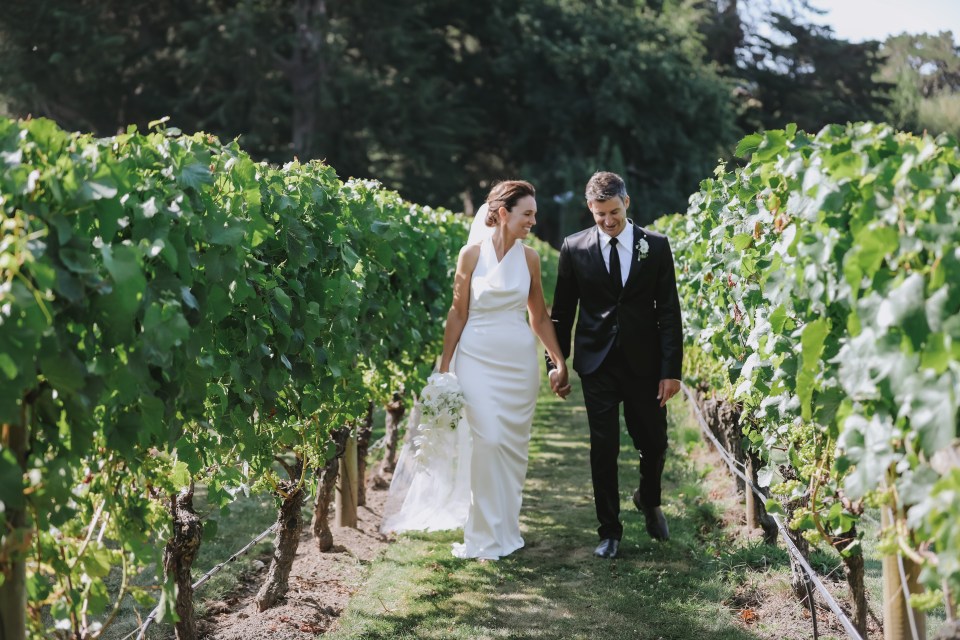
top-left (593, 538), bottom-right (620, 559)
top-left (633, 490), bottom-right (670, 541)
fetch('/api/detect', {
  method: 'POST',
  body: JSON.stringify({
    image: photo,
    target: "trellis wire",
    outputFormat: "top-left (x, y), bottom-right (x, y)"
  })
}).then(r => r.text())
top-left (117, 522), bottom-right (278, 640)
top-left (681, 383), bottom-right (865, 640)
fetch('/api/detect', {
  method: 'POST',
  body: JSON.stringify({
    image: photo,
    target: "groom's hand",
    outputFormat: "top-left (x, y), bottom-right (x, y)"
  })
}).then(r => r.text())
top-left (657, 379), bottom-right (681, 407)
top-left (549, 369), bottom-right (572, 400)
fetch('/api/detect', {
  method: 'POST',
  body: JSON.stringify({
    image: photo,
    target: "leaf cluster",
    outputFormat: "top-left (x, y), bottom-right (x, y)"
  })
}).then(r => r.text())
top-left (0, 116), bottom-right (466, 636)
top-left (669, 121), bottom-right (960, 594)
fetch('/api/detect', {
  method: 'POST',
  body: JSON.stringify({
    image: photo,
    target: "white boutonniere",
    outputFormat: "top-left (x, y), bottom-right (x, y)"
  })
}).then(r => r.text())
top-left (636, 238), bottom-right (650, 261)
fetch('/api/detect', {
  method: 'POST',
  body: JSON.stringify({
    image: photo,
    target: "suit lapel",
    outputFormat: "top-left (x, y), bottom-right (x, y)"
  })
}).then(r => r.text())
top-left (586, 228), bottom-right (611, 288)
top-left (623, 223), bottom-right (645, 292)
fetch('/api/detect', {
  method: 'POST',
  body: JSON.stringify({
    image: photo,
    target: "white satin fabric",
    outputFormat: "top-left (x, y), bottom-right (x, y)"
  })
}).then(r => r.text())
top-left (380, 401), bottom-right (472, 533)
top-left (380, 206), bottom-right (492, 534)
top-left (381, 230), bottom-right (538, 561)
top-left (452, 236), bottom-right (539, 559)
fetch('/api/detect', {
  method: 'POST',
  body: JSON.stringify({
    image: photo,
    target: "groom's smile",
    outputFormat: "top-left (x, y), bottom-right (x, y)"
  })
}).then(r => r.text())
top-left (588, 195), bottom-right (630, 237)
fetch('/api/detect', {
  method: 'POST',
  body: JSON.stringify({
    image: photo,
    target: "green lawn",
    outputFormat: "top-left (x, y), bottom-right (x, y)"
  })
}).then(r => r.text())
top-left (328, 376), bottom-right (766, 640)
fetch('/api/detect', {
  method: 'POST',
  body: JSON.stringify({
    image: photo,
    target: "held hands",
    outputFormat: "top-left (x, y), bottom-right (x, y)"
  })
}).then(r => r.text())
top-left (549, 367), bottom-right (572, 400)
top-left (657, 378), bottom-right (681, 408)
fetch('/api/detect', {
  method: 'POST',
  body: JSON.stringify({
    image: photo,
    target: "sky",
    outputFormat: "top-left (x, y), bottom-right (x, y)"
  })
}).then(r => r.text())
top-left (808, 0), bottom-right (960, 43)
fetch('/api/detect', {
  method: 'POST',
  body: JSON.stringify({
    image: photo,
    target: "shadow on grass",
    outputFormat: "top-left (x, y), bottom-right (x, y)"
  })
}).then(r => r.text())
top-left (330, 381), bottom-right (768, 640)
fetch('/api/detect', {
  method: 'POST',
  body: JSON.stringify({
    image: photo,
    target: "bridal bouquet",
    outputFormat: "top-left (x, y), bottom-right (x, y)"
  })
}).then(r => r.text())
top-left (412, 372), bottom-right (465, 469)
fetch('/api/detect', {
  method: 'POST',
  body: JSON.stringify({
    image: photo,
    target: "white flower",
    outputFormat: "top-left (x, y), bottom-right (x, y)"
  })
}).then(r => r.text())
top-left (636, 237), bottom-right (650, 261)
top-left (411, 372), bottom-right (465, 471)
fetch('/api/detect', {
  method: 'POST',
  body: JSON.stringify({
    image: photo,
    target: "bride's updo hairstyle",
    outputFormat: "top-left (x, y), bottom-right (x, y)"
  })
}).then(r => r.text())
top-left (484, 180), bottom-right (536, 227)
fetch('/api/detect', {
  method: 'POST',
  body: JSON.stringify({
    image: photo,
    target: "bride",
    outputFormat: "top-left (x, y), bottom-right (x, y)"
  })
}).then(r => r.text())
top-left (381, 180), bottom-right (569, 560)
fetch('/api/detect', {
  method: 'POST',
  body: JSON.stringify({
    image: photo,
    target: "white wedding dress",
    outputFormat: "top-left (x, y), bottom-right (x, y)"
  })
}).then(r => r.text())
top-left (381, 216), bottom-right (539, 561)
top-left (451, 236), bottom-right (539, 559)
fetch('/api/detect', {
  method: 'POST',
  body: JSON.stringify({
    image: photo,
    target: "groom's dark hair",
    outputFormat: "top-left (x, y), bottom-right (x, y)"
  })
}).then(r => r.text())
top-left (585, 171), bottom-right (627, 202)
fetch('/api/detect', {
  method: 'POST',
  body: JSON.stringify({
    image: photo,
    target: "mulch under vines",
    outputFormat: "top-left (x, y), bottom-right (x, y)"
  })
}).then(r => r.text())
top-left (198, 479), bottom-right (392, 640)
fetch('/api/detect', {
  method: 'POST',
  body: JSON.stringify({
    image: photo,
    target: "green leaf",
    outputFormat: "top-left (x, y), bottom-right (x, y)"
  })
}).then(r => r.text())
top-left (371, 220), bottom-right (392, 235)
top-left (59, 248), bottom-right (98, 274)
top-left (273, 288), bottom-right (293, 317)
top-left (764, 498), bottom-right (784, 515)
top-left (736, 133), bottom-right (763, 158)
top-left (156, 580), bottom-right (179, 624)
top-left (82, 544), bottom-right (113, 579)
top-left (142, 302), bottom-right (190, 360)
top-left (170, 461), bottom-right (191, 489)
top-left (797, 318), bottom-right (830, 421)
top-left (207, 222), bottom-right (246, 247)
top-left (921, 333), bottom-right (950, 373)
top-left (0, 448), bottom-right (25, 509)
top-left (769, 305), bottom-right (788, 334)
top-left (177, 162), bottom-right (213, 190)
top-left (732, 234), bottom-right (753, 251)
top-left (854, 225), bottom-right (898, 281)
top-left (878, 274), bottom-right (929, 345)
top-left (342, 244), bottom-right (361, 269)
top-left (202, 518), bottom-right (219, 541)
top-left (105, 411), bottom-right (142, 454)
top-left (39, 348), bottom-right (86, 394)
top-left (80, 177), bottom-right (118, 201)
top-left (0, 354), bottom-right (17, 380)
top-left (754, 130), bottom-right (789, 163)
top-left (99, 244), bottom-right (146, 334)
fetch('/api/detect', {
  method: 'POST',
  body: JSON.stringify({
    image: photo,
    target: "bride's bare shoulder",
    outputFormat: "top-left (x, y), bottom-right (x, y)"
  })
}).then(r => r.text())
top-left (522, 245), bottom-right (542, 273)
top-left (458, 243), bottom-right (482, 270)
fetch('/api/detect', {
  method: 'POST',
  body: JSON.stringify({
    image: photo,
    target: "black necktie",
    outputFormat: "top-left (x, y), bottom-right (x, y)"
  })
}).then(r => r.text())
top-left (608, 237), bottom-right (622, 293)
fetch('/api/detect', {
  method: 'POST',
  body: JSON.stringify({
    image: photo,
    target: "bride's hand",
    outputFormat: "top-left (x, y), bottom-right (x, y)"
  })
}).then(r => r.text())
top-left (550, 366), bottom-right (571, 399)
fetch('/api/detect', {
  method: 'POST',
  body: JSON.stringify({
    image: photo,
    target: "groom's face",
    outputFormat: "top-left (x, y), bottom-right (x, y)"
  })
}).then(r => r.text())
top-left (588, 196), bottom-right (629, 237)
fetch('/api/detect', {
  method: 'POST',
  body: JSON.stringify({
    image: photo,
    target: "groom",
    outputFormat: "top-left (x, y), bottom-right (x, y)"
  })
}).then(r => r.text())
top-left (547, 171), bottom-right (683, 559)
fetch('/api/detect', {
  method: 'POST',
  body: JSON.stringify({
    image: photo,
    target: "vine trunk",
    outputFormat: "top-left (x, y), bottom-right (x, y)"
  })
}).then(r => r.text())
top-left (313, 427), bottom-right (350, 552)
top-left (162, 484), bottom-right (203, 640)
top-left (257, 457), bottom-right (306, 611)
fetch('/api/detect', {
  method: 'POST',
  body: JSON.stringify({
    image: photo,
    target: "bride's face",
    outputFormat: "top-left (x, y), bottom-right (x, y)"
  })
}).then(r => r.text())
top-left (500, 195), bottom-right (537, 238)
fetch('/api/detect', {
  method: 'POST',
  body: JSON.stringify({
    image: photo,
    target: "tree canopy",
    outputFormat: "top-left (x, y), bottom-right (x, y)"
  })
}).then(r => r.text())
top-left (878, 32), bottom-right (960, 137)
top-left (2, 0), bottom-right (947, 240)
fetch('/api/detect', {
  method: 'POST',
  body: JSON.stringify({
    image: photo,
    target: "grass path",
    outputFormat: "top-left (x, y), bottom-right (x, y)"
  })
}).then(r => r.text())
top-left (327, 377), bottom-right (767, 640)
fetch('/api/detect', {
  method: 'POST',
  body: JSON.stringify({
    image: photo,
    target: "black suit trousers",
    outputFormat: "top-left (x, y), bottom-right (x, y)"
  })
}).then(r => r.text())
top-left (580, 346), bottom-right (668, 541)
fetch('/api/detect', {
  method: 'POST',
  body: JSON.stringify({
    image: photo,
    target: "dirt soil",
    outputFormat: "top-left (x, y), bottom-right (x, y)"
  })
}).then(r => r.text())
top-left (198, 440), bottom-right (883, 640)
top-left (198, 478), bottom-right (392, 640)
top-left (693, 441), bottom-right (884, 640)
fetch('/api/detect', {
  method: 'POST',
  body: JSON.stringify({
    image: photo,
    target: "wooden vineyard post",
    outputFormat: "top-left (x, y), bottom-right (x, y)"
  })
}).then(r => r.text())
top-left (356, 401), bottom-right (374, 507)
top-left (0, 404), bottom-right (29, 640)
top-left (745, 455), bottom-right (759, 530)
top-left (336, 432), bottom-right (358, 528)
top-left (882, 508), bottom-right (926, 640)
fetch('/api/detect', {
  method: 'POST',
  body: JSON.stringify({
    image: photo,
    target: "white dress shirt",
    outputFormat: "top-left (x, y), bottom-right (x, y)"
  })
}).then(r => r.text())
top-left (598, 223), bottom-right (633, 287)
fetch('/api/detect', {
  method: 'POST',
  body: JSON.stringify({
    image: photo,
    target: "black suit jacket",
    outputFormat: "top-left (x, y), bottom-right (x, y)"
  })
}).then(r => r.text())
top-left (548, 223), bottom-right (683, 380)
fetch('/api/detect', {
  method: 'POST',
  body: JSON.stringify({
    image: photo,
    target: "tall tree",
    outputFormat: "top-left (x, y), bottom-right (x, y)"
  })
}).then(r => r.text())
top-left (878, 32), bottom-right (960, 137)
top-left (738, 14), bottom-right (891, 133)
top-left (695, 1), bottom-right (893, 136)
top-left (0, 0), bottom-right (738, 234)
